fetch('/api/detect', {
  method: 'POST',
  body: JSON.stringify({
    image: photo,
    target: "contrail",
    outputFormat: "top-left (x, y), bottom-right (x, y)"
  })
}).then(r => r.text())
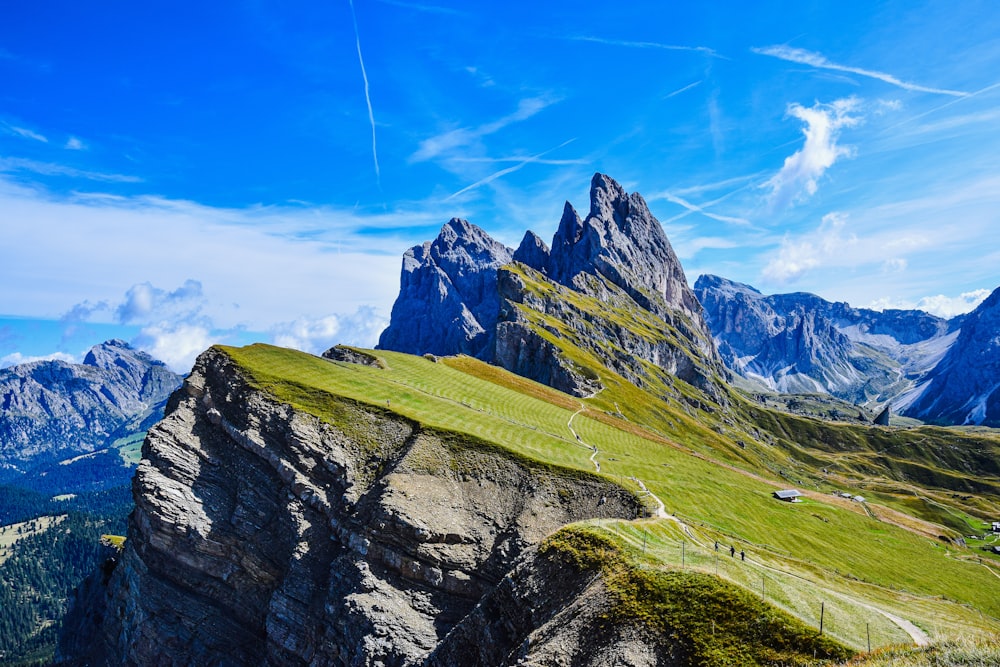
top-left (348, 0), bottom-right (380, 187)
top-left (446, 138), bottom-right (575, 200)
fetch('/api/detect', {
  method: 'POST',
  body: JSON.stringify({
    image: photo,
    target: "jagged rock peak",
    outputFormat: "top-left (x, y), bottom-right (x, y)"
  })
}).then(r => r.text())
top-left (694, 274), bottom-right (763, 297)
top-left (83, 338), bottom-right (167, 371)
top-left (512, 229), bottom-right (550, 272)
top-left (549, 172), bottom-right (704, 324)
top-left (377, 218), bottom-right (513, 360)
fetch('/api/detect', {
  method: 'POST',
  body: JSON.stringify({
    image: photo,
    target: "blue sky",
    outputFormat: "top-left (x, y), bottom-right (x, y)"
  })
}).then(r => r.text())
top-left (2, 1), bottom-right (998, 371)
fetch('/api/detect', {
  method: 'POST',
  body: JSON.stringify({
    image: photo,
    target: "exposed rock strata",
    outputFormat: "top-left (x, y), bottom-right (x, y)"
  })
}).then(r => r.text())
top-left (426, 545), bottom-right (670, 667)
top-left (76, 347), bottom-right (639, 665)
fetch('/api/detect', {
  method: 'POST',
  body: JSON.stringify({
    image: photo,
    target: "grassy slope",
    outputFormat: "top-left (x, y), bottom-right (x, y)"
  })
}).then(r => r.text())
top-left (221, 343), bottom-right (1000, 653)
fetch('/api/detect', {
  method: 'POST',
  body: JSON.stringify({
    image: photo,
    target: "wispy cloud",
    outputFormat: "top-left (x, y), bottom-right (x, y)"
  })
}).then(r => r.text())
top-left (412, 96), bottom-right (558, 163)
top-left (449, 156), bottom-right (585, 166)
top-left (375, 0), bottom-right (465, 15)
top-left (656, 191), bottom-right (750, 226)
top-left (446, 138), bottom-right (575, 200)
top-left (65, 136), bottom-right (86, 150)
top-left (671, 173), bottom-right (761, 197)
top-left (666, 81), bottom-right (702, 98)
top-left (752, 45), bottom-right (968, 97)
top-left (762, 212), bottom-right (857, 283)
top-left (0, 157), bottom-right (142, 183)
top-left (569, 36), bottom-right (723, 59)
top-left (1, 121), bottom-right (48, 143)
top-left (348, 0), bottom-right (381, 187)
top-left (764, 97), bottom-right (861, 210)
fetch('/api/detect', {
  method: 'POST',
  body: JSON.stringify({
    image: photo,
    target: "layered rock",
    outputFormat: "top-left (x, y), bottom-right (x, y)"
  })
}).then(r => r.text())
top-left (71, 347), bottom-right (640, 666)
top-left (0, 340), bottom-right (181, 477)
top-left (694, 275), bottom-right (955, 404)
top-left (377, 218), bottom-right (513, 360)
top-left (898, 285), bottom-right (1000, 425)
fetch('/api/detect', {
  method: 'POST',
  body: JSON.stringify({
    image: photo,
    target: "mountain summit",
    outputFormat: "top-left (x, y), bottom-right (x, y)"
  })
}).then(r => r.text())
top-left (378, 173), bottom-right (725, 401)
top-left (0, 339), bottom-right (182, 476)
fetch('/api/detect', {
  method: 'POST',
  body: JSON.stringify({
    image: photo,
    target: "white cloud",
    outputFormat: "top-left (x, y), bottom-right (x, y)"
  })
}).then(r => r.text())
top-left (655, 191), bottom-right (750, 226)
top-left (116, 280), bottom-right (204, 325)
top-left (133, 323), bottom-right (214, 373)
top-left (348, 0), bottom-right (380, 187)
top-left (0, 351), bottom-right (77, 368)
top-left (764, 97), bottom-right (861, 210)
top-left (867, 289), bottom-right (991, 318)
top-left (881, 258), bottom-right (907, 273)
top-left (762, 212), bottom-right (857, 282)
top-left (65, 136), bottom-right (86, 150)
top-left (751, 45), bottom-right (968, 97)
top-left (666, 81), bottom-right (702, 98)
top-left (0, 176), bottom-right (413, 330)
top-left (270, 306), bottom-right (387, 355)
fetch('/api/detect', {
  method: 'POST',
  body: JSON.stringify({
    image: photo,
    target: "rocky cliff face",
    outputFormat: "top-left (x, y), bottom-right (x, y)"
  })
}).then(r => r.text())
top-left (898, 285), bottom-right (1000, 425)
top-left (0, 340), bottom-right (181, 477)
top-left (70, 347), bottom-right (639, 666)
top-left (694, 275), bottom-right (954, 405)
top-left (377, 218), bottom-right (513, 361)
top-left (379, 174), bottom-right (726, 402)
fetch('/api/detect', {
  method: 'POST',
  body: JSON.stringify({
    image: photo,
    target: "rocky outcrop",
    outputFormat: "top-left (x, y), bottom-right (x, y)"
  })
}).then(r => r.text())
top-left (0, 340), bottom-right (181, 477)
top-left (378, 174), bottom-right (727, 403)
top-left (71, 347), bottom-right (640, 666)
top-left (377, 218), bottom-right (513, 361)
top-left (694, 275), bottom-right (954, 404)
top-left (426, 544), bottom-right (666, 667)
top-left (899, 285), bottom-right (1000, 425)
top-left (546, 174), bottom-right (706, 329)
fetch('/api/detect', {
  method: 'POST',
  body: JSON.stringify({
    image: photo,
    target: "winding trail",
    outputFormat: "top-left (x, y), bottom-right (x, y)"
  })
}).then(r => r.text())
top-left (565, 386), bottom-right (929, 648)
top-left (630, 476), bottom-right (668, 518)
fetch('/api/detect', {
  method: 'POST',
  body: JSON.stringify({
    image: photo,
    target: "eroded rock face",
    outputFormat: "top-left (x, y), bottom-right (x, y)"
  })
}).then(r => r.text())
top-left (77, 347), bottom-right (639, 666)
top-left (427, 544), bottom-right (671, 667)
top-left (377, 218), bottom-right (513, 361)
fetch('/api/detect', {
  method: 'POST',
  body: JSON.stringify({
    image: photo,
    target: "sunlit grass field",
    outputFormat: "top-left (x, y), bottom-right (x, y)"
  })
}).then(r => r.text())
top-left (220, 343), bottom-right (1000, 650)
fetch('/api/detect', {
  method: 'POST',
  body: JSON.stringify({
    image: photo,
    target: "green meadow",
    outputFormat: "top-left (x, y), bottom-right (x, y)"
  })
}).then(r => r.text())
top-left (221, 343), bottom-right (1000, 651)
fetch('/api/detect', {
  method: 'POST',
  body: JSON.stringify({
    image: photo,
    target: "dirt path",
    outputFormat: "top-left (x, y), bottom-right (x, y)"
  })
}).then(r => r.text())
top-left (630, 476), bottom-right (667, 518)
top-left (567, 405), bottom-right (601, 472)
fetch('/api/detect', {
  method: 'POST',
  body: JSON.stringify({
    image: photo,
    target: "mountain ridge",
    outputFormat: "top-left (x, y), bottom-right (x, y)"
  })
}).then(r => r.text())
top-left (0, 339), bottom-right (182, 479)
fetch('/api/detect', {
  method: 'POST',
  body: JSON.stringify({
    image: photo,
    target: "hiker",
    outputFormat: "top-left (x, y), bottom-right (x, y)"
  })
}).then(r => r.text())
top-left (740, 550), bottom-right (745, 561)
top-left (714, 541), bottom-right (719, 551)
top-left (730, 545), bottom-right (735, 557)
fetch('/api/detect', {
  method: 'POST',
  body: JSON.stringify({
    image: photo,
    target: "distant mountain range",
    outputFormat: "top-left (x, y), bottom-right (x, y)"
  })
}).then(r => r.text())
top-left (694, 275), bottom-right (1000, 426)
top-left (0, 339), bottom-right (182, 491)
